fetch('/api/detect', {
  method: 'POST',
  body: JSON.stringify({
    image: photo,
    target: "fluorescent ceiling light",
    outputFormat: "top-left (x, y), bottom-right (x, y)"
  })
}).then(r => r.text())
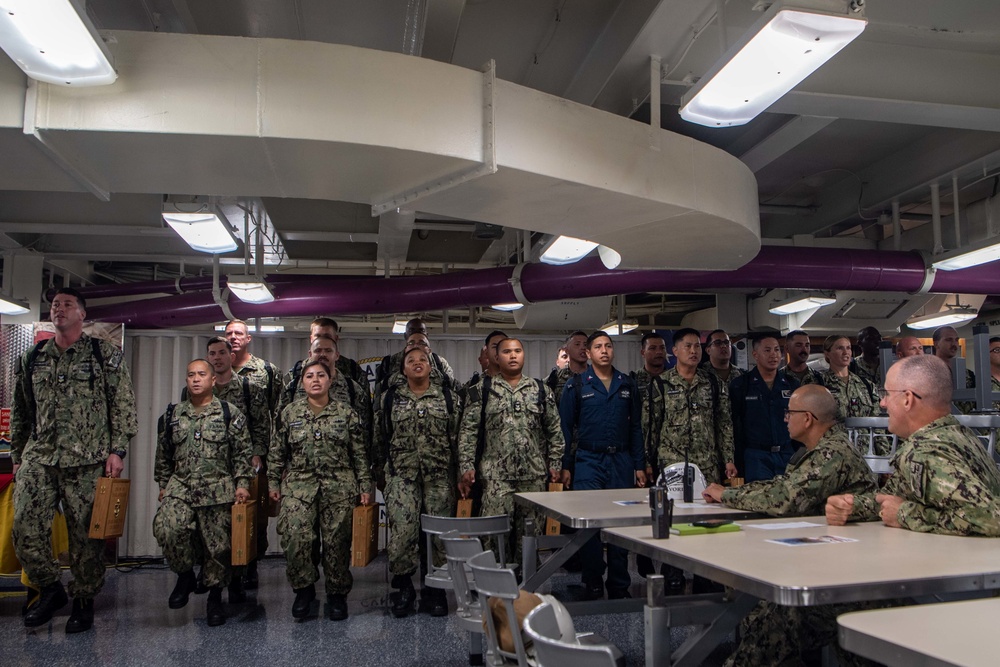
top-left (491, 303), bottom-right (524, 312)
top-left (0, 293), bottom-right (30, 315)
top-left (226, 275), bottom-right (275, 304)
top-left (597, 245), bottom-right (622, 270)
top-left (679, 2), bottom-right (866, 127)
top-left (540, 236), bottom-right (598, 265)
top-left (769, 294), bottom-right (836, 315)
top-left (600, 321), bottom-right (638, 336)
top-left (392, 320), bottom-right (408, 334)
top-left (163, 210), bottom-right (238, 254)
top-left (906, 307), bottom-right (978, 331)
top-left (0, 0), bottom-right (118, 86)
top-left (931, 238), bottom-right (1000, 271)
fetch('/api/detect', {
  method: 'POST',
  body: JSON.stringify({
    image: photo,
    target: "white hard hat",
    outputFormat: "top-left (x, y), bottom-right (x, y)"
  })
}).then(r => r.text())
top-left (657, 462), bottom-right (707, 501)
top-left (536, 595), bottom-right (576, 643)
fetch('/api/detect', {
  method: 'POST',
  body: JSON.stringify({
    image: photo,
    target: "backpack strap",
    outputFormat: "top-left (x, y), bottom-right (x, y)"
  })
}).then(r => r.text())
top-left (159, 402), bottom-right (177, 460)
top-left (474, 375), bottom-right (492, 470)
top-left (24, 340), bottom-right (49, 439)
top-left (382, 385), bottom-right (398, 476)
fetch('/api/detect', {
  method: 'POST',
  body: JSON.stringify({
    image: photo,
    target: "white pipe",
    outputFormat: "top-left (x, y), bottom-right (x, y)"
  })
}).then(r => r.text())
top-left (650, 55), bottom-right (661, 149)
top-left (931, 183), bottom-right (943, 254)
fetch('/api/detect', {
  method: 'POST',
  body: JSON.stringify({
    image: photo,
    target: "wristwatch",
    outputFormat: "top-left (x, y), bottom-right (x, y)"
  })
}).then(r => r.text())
top-left (112, 449), bottom-right (127, 459)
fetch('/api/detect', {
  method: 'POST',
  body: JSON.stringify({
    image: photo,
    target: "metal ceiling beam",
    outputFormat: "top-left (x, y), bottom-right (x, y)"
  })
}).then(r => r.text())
top-left (375, 209), bottom-right (416, 276)
top-left (0, 222), bottom-right (171, 236)
top-left (281, 231), bottom-right (379, 244)
top-left (739, 115), bottom-right (837, 173)
top-left (421, 0), bottom-right (466, 63)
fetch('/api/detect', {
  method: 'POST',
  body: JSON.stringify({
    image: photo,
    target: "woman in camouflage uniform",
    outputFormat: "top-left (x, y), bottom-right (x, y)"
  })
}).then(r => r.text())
top-left (375, 347), bottom-right (460, 617)
top-left (820, 335), bottom-right (880, 421)
top-left (269, 359), bottom-right (371, 621)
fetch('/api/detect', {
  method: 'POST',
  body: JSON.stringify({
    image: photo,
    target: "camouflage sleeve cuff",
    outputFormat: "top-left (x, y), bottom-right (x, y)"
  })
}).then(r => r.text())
top-left (235, 478), bottom-right (250, 491)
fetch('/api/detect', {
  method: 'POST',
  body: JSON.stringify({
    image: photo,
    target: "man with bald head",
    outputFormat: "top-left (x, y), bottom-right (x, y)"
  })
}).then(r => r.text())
top-left (827, 355), bottom-right (1000, 535)
top-left (705, 384), bottom-right (877, 667)
top-left (895, 336), bottom-right (924, 359)
top-left (705, 384), bottom-right (875, 514)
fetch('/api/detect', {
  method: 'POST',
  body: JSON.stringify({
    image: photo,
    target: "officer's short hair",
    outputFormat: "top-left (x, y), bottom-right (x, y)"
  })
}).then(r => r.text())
top-left (931, 326), bottom-right (957, 344)
top-left (302, 358), bottom-right (331, 377)
top-left (786, 329), bottom-right (809, 342)
top-left (672, 328), bottom-right (701, 347)
top-left (189, 358), bottom-right (215, 375)
top-left (895, 355), bottom-right (953, 409)
top-left (706, 329), bottom-right (727, 342)
top-left (311, 317), bottom-right (339, 332)
top-left (225, 319), bottom-right (249, 334)
top-left (990, 336), bottom-right (1000, 345)
top-left (206, 336), bottom-right (232, 353)
top-left (640, 331), bottom-right (665, 349)
top-left (750, 330), bottom-right (781, 351)
top-left (565, 331), bottom-right (588, 345)
top-left (485, 330), bottom-right (507, 347)
top-left (311, 333), bottom-right (338, 351)
top-left (402, 345), bottom-right (431, 371)
top-left (54, 287), bottom-right (86, 310)
top-left (586, 331), bottom-right (612, 348)
top-left (498, 336), bottom-right (523, 351)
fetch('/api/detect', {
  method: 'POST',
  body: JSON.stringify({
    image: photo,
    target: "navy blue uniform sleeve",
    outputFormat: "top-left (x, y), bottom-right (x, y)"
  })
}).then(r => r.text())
top-left (559, 378), bottom-right (577, 469)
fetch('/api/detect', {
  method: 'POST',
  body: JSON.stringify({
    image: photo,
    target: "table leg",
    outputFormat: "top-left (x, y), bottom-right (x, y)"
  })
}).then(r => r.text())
top-left (520, 527), bottom-right (597, 592)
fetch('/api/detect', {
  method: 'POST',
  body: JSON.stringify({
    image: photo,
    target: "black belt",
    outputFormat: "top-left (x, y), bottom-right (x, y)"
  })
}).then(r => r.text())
top-left (746, 444), bottom-right (794, 454)
top-left (577, 443), bottom-right (620, 454)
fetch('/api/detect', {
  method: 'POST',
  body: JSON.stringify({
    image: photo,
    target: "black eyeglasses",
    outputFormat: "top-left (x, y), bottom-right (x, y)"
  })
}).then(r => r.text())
top-left (784, 409), bottom-right (815, 419)
top-left (991, 348), bottom-right (1000, 354)
top-left (708, 340), bottom-right (731, 347)
top-left (877, 388), bottom-right (923, 400)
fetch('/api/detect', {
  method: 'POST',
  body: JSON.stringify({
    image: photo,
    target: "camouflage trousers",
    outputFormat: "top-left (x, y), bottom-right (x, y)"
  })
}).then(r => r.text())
top-left (278, 491), bottom-right (354, 595)
top-left (723, 600), bottom-right (879, 667)
top-left (384, 470), bottom-right (455, 577)
top-left (153, 499), bottom-right (232, 588)
top-left (481, 478), bottom-right (545, 566)
top-left (13, 461), bottom-right (105, 599)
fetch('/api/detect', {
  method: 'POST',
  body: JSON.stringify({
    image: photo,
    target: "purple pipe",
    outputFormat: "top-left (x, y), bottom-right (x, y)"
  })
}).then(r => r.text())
top-left (83, 247), bottom-right (1000, 329)
top-left (45, 276), bottom-right (217, 301)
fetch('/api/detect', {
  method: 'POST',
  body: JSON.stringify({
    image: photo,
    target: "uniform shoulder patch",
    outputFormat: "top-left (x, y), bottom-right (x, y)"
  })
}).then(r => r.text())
top-left (231, 412), bottom-right (247, 431)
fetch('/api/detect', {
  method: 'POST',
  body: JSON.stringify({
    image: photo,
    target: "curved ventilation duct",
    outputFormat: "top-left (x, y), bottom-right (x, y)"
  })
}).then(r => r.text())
top-left (79, 246), bottom-right (1000, 329)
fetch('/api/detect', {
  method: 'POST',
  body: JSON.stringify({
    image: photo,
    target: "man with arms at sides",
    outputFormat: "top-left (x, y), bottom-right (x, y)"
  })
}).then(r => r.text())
top-left (703, 329), bottom-right (742, 395)
top-left (850, 326), bottom-right (884, 387)
top-left (895, 335), bottom-right (925, 359)
top-left (729, 333), bottom-right (800, 483)
top-left (458, 337), bottom-right (565, 563)
top-left (559, 332), bottom-right (645, 600)
top-left (784, 330), bottom-right (822, 386)
top-left (153, 359), bottom-right (254, 627)
top-left (546, 331), bottom-right (588, 403)
top-left (288, 317), bottom-right (367, 390)
top-left (11, 287), bottom-right (138, 633)
top-left (704, 384), bottom-right (877, 667)
top-left (827, 355), bottom-right (1000, 536)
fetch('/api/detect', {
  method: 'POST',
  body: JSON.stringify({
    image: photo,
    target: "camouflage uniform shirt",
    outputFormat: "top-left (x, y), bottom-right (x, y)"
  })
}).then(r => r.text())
top-left (784, 366), bottom-right (823, 386)
top-left (278, 369), bottom-right (373, 463)
top-left (848, 415), bottom-right (1000, 536)
top-left (704, 364), bottom-right (743, 400)
top-left (374, 383), bottom-right (461, 477)
top-left (458, 376), bottom-right (564, 480)
top-left (154, 397), bottom-right (254, 507)
top-left (235, 353), bottom-right (289, 415)
top-left (271, 399), bottom-right (372, 499)
top-left (11, 334), bottom-right (138, 466)
top-left (214, 375), bottom-right (272, 457)
top-left (819, 370), bottom-right (880, 421)
top-left (721, 427), bottom-right (876, 516)
top-left (632, 367), bottom-right (662, 470)
top-left (850, 357), bottom-right (881, 388)
top-left (654, 367), bottom-right (733, 485)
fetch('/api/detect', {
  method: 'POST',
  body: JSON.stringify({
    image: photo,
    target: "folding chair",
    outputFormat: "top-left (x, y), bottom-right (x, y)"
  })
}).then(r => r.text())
top-left (524, 602), bottom-right (625, 667)
top-left (442, 532), bottom-right (489, 666)
top-left (845, 416), bottom-right (897, 474)
top-left (467, 550), bottom-right (530, 666)
top-left (420, 514), bottom-right (510, 590)
top-left (955, 414), bottom-right (1000, 462)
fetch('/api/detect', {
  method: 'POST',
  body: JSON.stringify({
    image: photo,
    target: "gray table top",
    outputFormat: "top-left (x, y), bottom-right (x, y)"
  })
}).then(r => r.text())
top-left (514, 487), bottom-right (760, 528)
top-left (603, 517), bottom-right (1000, 606)
top-left (839, 598), bottom-right (1000, 667)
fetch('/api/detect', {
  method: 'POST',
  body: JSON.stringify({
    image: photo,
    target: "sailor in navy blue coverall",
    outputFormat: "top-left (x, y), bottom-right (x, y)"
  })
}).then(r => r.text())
top-left (559, 332), bottom-right (646, 599)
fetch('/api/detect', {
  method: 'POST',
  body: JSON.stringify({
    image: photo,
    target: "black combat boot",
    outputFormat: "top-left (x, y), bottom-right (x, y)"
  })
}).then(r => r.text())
top-left (243, 559), bottom-right (259, 590)
top-left (389, 574), bottom-right (416, 618)
top-left (327, 593), bottom-right (348, 621)
top-left (193, 567), bottom-right (208, 595)
top-left (228, 576), bottom-right (247, 604)
top-left (292, 584), bottom-right (315, 619)
top-left (206, 587), bottom-right (225, 627)
top-left (24, 581), bottom-right (68, 627)
top-left (65, 598), bottom-right (94, 633)
top-left (168, 570), bottom-right (197, 609)
top-left (418, 586), bottom-right (448, 617)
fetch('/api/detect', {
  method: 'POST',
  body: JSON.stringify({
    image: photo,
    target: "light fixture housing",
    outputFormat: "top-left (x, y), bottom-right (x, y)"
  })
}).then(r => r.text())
top-left (600, 321), bottom-right (639, 336)
top-left (768, 293), bottom-right (836, 315)
top-left (163, 205), bottom-right (239, 254)
top-left (226, 275), bottom-right (275, 304)
top-left (539, 235), bottom-right (598, 265)
top-left (906, 307), bottom-right (978, 331)
top-left (392, 320), bottom-right (408, 334)
top-left (0, 292), bottom-right (30, 315)
top-left (931, 237), bottom-right (1000, 271)
top-left (491, 303), bottom-right (524, 312)
top-left (0, 0), bottom-right (118, 86)
top-left (679, 1), bottom-right (867, 128)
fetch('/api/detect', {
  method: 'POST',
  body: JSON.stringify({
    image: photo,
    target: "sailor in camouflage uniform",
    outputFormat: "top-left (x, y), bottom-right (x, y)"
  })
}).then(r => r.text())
top-left (270, 359), bottom-right (372, 621)
top-left (702, 329), bottom-right (743, 395)
top-left (820, 335), bottom-right (880, 422)
top-left (375, 347), bottom-right (461, 618)
top-left (705, 384), bottom-right (878, 667)
top-left (784, 330), bottom-right (823, 386)
top-left (11, 287), bottom-right (138, 633)
top-left (373, 319), bottom-right (456, 407)
top-left (828, 355), bottom-right (1000, 535)
top-left (850, 326), bottom-right (883, 387)
top-left (544, 331), bottom-right (588, 403)
top-left (153, 359), bottom-right (254, 626)
top-left (991, 336), bottom-right (1000, 411)
top-left (654, 328), bottom-right (735, 485)
top-left (459, 337), bottom-right (565, 563)
top-left (632, 332), bottom-right (667, 481)
top-left (225, 318), bottom-right (289, 587)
